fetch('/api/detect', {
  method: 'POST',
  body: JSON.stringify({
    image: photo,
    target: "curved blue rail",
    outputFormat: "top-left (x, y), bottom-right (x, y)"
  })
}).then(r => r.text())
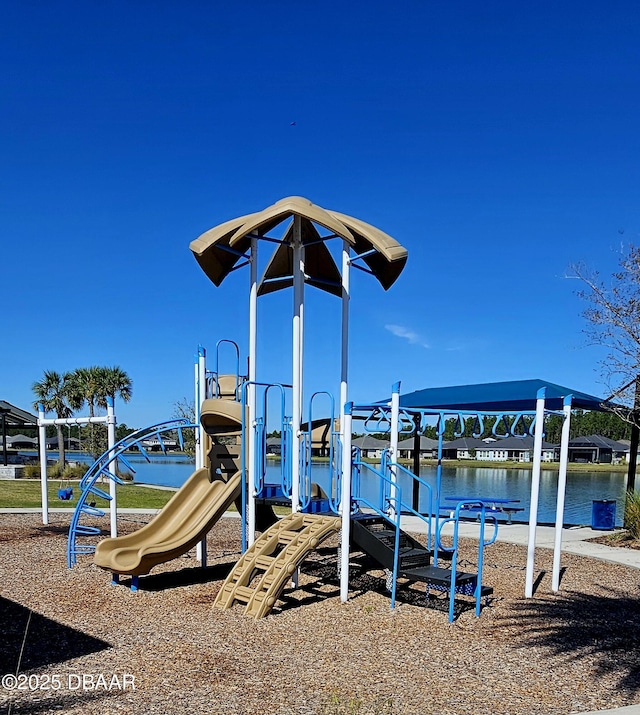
top-left (67, 419), bottom-right (198, 567)
top-left (239, 381), bottom-right (291, 551)
top-left (351, 454), bottom-right (402, 609)
top-left (302, 391), bottom-right (342, 513)
top-left (437, 499), bottom-right (499, 621)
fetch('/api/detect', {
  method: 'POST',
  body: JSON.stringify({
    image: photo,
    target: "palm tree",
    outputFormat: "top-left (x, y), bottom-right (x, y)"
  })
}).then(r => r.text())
top-left (32, 371), bottom-right (74, 466)
top-left (67, 366), bottom-right (132, 458)
top-left (66, 366), bottom-right (106, 458)
top-left (96, 366), bottom-right (133, 410)
top-left (66, 366), bottom-right (102, 417)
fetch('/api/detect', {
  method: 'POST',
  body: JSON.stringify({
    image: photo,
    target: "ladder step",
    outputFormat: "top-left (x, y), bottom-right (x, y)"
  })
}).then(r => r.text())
top-left (254, 555), bottom-right (275, 570)
top-left (233, 586), bottom-right (256, 603)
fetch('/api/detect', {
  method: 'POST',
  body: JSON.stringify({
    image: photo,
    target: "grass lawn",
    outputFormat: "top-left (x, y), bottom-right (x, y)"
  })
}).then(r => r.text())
top-left (0, 479), bottom-right (176, 509)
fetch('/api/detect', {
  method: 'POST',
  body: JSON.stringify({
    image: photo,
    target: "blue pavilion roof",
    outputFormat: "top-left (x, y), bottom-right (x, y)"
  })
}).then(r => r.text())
top-left (397, 379), bottom-right (615, 413)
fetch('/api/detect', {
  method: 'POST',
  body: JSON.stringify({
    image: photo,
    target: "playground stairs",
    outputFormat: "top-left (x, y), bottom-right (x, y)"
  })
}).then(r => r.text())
top-left (214, 512), bottom-right (341, 618)
top-left (350, 514), bottom-right (493, 601)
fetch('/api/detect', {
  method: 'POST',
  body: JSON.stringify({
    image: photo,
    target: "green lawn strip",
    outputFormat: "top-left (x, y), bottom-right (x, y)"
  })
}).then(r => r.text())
top-left (0, 480), bottom-right (292, 515)
top-left (0, 480), bottom-right (176, 509)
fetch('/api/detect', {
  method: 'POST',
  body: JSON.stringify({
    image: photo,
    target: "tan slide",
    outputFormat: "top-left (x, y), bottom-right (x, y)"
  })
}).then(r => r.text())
top-left (94, 468), bottom-right (241, 576)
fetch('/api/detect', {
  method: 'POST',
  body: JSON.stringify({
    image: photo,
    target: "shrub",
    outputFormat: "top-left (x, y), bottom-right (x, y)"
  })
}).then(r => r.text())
top-left (62, 463), bottom-right (88, 480)
top-left (624, 489), bottom-right (640, 540)
top-left (47, 463), bottom-right (64, 479)
top-left (21, 464), bottom-right (41, 479)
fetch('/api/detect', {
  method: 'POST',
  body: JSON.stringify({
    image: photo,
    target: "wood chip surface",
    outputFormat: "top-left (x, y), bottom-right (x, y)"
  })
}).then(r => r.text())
top-left (1, 513), bottom-right (639, 715)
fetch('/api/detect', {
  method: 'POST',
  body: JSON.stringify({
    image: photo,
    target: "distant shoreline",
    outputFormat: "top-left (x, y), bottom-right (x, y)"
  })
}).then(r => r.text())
top-left (267, 454), bottom-right (629, 472)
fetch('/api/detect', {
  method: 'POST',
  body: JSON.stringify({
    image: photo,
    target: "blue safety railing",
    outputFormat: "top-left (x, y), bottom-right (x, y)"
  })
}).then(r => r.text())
top-left (67, 419), bottom-right (198, 567)
top-left (301, 392), bottom-right (342, 514)
top-left (380, 457), bottom-right (435, 552)
top-left (436, 499), bottom-right (499, 622)
top-left (351, 451), bottom-right (402, 609)
top-left (206, 339), bottom-right (242, 400)
top-left (240, 380), bottom-right (291, 550)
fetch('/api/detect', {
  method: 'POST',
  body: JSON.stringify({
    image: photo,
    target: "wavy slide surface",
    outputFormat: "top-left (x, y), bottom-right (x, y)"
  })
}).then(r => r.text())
top-left (94, 468), bottom-right (241, 576)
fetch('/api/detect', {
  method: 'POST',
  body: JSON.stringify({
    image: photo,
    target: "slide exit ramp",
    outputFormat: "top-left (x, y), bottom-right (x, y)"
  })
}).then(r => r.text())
top-left (93, 468), bottom-right (241, 576)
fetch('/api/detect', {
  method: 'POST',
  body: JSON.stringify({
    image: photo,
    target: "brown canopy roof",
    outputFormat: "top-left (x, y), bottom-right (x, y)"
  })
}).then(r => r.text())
top-left (190, 196), bottom-right (408, 294)
top-left (0, 400), bottom-right (37, 426)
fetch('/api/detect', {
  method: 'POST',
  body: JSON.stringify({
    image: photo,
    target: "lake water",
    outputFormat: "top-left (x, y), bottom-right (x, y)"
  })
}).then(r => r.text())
top-left (32, 452), bottom-right (628, 527)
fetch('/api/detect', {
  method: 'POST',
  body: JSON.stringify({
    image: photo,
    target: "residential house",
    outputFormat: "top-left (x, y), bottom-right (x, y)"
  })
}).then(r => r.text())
top-left (567, 435), bottom-right (627, 464)
top-left (397, 435), bottom-right (439, 460)
top-left (441, 437), bottom-right (486, 460)
top-left (474, 435), bottom-right (557, 462)
top-left (352, 435), bottom-right (390, 459)
top-left (266, 436), bottom-right (282, 456)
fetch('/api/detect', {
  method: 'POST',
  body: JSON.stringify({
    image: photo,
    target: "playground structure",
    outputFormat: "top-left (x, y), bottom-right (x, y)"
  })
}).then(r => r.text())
top-left (67, 196), bottom-right (581, 619)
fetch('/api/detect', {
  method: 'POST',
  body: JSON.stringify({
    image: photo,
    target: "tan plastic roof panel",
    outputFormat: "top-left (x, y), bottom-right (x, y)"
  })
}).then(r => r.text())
top-left (258, 222), bottom-right (342, 297)
top-left (227, 196), bottom-right (355, 250)
top-left (189, 211), bottom-right (257, 287)
top-left (328, 210), bottom-right (408, 290)
top-left (190, 196), bottom-right (407, 291)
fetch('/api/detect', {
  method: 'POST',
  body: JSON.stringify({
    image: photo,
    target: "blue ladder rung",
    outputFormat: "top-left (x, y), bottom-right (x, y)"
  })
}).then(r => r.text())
top-left (117, 453), bottom-right (136, 472)
top-left (85, 485), bottom-right (112, 500)
top-left (72, 545), bottom-right (96, 553)
top-left (74, 525), bottom-right (102, 535)
top-left (80, 504), bottom-right (107, 517)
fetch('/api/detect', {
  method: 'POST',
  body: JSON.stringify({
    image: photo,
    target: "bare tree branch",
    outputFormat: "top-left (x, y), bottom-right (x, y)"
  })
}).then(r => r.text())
top-left (571, 244), bottom-right (640, 424)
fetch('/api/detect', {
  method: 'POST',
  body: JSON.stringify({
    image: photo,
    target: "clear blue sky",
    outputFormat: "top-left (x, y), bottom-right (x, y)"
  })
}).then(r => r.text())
top-left (2, 1), bottom-right (639, 428)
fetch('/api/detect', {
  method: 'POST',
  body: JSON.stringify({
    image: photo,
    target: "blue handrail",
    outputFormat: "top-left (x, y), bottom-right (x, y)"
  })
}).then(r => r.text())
top-left (437, 499), bottom-right (499, 621)
top-left (382, 459), bottom-right (434, 552)
top-left (351, 456), bottom-right (402, 609)
top-left (240, 380), bottom-right (291, 551)
top-left (213, 339), bottom-right (241, 400)
top-left (302, 391), bottom-right (342, 514)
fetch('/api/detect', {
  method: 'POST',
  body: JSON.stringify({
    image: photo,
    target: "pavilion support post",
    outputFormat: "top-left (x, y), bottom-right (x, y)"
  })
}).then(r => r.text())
top-left (552, 395), bottom-right (572, 592)
top-left (107, 397), bottom-right (117, 538)
top-left (412, 414), bottom-right (421, 511)
top-left (38, 404), bottom-right (48, 525)
top-left (628, 425), bottom-right (638, 493)
top-left (0, 408), bottom-right (7, 467)
top-left (389, 383), bottom-right (400, 519)
top-left (525, 387), bottom-right (546, 598)
top-left (247, 234), bottom-right (258, 546)
top-left (196, 347), bottom-right (207, 565)
top-left (340, 403), bottom-right (353, 602)
top-left (627, 376), bottom-right (640, 493)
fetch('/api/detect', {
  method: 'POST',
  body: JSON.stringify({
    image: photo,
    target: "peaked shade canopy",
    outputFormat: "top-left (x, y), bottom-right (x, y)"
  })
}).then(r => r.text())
top-left (397, 379), bottom-right (617, 413)
top-left (0, 400), bottom-right (37, 426)
top-left (190, 196), bottom-right (408, 294)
